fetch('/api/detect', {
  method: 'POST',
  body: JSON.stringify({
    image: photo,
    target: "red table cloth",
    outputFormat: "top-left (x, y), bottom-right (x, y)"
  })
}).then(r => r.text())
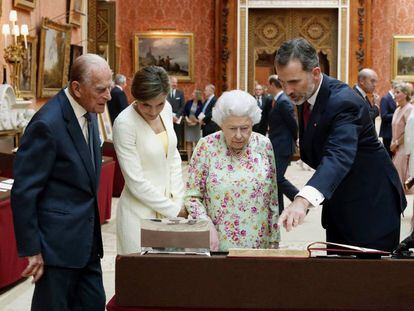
top-left (98, 157), bottom-right (115, 224)
top-left (0, 197), bottom-right (28, 289)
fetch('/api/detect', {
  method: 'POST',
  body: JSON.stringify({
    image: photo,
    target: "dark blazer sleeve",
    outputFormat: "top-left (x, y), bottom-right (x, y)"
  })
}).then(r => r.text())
top-left (183, 100), bottom-right (192, 117)
top-left (203, 97), bottom-right (217, 123)
top-left (118, 90), bottom-right (129, 110)
top-left (278, 99), bottom-right (298, 141)
top-left (257, 97), bottom-right (271, 135)
top-left (177, 90), bottom-right (186, 116)
top-left (380, 96), bottom-right (394, 122)
top-left (11, 120), bottom-right (57, 257)
top-left (306, 100), bottom-right (362, 200)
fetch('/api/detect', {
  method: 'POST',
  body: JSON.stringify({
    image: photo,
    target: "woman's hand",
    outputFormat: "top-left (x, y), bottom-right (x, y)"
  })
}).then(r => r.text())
top-left (208, 221), bottom-right (219, 251)
top-left (390, 141), bottom-right (398, 153)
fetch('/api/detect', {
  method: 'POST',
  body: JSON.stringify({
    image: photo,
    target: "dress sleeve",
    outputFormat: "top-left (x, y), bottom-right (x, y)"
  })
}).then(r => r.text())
top-left (264, 138), bottom-right (280, 242)
top-left (184, 138), bottom-right (210, 220)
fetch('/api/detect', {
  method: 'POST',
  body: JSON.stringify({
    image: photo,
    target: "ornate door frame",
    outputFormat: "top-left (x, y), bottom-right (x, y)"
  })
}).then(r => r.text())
top-left (237, 0), bottom-right (350, 91)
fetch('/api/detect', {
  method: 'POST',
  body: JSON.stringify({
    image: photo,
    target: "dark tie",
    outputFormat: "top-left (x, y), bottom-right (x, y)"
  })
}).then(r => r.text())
top-left (365, 95), bottom-right (372, 106)
top-left (257, 97), bottom-right (261, 108)
top-left (303, 101), bottom-right (311, 129)
top-left (271, 99), bottom-right (276, 109)
top-left (84, 112), bottom-right (95, 171)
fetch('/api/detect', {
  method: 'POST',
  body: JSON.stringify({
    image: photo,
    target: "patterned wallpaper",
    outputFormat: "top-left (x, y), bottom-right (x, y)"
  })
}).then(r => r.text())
top-left (116, 0), bottom-right (216, 103)
top-left (371, 0), bottom-right (414, 95)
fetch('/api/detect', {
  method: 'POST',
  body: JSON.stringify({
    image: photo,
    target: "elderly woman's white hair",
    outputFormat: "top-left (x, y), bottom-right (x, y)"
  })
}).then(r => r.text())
top-left (212, 90), bottom-right (262, 126)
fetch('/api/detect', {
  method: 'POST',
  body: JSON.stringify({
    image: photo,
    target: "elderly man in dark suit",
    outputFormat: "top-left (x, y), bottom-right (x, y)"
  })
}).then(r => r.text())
top-left (259, 75), bottom-right (298, 212)
top-left (275, 38), bottom-right (406, 252)
top-left (11, 54), bottom-right (112, 310)
top-left (167, 76), bottom-right (185, 149)
top-left (379, 81), bottom-right (397, 157)
top-left (353, 68), bottom-right (380, 125)
top-left (200, 84), bottom-right (219, 137)
top-left (107, 73), bottom-right (129, 124)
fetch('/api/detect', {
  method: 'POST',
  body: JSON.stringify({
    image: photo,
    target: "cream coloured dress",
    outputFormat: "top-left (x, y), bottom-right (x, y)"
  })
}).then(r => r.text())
top-left (113, 103), bottom-right (184, 255)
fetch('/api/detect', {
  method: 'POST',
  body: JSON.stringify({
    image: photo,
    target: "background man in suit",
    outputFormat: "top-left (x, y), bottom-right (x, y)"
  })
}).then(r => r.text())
top-left (166, 76), bottom-right (185, 149)
top-left (107, 73), bottom-right (129, 124)
top-left (353, 68), bottom-right (380, 125)
top-left (275, 38), bottom-right (406, 252)
top-left (379, 81), bottom-right (398, 157)
top-left (200, 84), bottom-right (219, 137)
top-left (253, 84), bottom-right (272, 134)
top-left (259, 75), bottom-right (299, 212)
top-left (11, 54), bottom-right (112, 310)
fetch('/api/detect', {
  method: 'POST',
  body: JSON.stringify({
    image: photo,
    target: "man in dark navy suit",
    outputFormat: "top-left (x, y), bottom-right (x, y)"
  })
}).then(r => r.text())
top-left (107, 73), bottom-right (129, 124)
top-left (11, 54), bottom-right (112, 310)
top-left (379, 81), bottom-right (397, 157)
top-left (259, 75), bottom-right (298, 212)
top-left (353, 68), bottom-right (380, 125)
top-left (200, 84), bottom-right (219, 137)
top-left (275, 38), bottom-right (406, 252)
top-left (167, 76), bottom-right (185, 149)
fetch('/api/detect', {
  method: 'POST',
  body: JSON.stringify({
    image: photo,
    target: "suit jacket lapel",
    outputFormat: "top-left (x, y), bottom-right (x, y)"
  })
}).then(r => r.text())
top-left (300, 75), bottom-right (329, 166)
top-left (60, 92), bottom-right (97, 191)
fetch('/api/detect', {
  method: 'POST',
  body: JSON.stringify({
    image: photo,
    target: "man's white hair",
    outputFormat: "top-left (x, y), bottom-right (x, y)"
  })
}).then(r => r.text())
top-left (212, 90), bottom-right (262, 126)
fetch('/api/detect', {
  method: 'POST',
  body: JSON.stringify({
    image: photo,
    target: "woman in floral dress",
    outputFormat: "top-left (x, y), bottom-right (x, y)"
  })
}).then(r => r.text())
top-left (185, 90), bottom-right (279, 251)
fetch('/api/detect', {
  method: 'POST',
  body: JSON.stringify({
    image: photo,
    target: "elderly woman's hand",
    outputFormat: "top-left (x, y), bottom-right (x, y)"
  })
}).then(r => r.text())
top-left (208, 220), bottom-right (219, 251)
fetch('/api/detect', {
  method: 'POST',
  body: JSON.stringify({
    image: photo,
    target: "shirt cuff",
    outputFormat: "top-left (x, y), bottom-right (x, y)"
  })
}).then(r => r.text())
top-left (295, 185), bottom-right (325, 207)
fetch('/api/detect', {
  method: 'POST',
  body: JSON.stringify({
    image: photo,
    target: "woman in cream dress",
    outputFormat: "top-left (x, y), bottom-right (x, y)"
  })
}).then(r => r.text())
top-left (390, 82), bottom-right (413, 194)
top-left (113, 66), bottom-right (186, 255)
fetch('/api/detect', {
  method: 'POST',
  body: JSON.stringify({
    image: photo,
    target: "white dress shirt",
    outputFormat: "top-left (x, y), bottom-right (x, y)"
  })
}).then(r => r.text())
top-left (64, 88), bottom-right (88, 143)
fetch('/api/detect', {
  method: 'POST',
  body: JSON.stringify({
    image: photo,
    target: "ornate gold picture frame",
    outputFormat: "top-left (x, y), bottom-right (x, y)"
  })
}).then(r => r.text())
top-left (19, 35), bottom-right (37, 99)
top-left (14, 0), bottom-right (36, 11)
top-left (37, 18), bottom-right (71, 98)
top-left (392, 35), bottom-right (414, 82)
top-left (133, 32), bottom-right (194, 82)
top-left (68, 0), bottom-right (83, 27)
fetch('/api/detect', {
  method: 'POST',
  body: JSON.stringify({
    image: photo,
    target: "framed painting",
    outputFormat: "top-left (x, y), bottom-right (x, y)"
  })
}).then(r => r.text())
top-left (19, 35), bottom-right (37, 99)
top-left (98, 105), bottom-right (113, 141)
top-left (37, 18), bottom-right (71, 98)
top-left (14, 0), bottom-right (36, 11)
top-left (392, 35), bottom-right (414, 82)
top-left (68, 0), bottom-right (83, 27)
top-left (133, 32), bottom-right (194, 82)
top-left (69, 44), bottom-right (83, 76)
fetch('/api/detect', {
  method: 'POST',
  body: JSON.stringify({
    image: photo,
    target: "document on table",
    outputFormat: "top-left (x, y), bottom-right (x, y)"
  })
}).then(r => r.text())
top-left (0, 182), bottom-right (12, 190)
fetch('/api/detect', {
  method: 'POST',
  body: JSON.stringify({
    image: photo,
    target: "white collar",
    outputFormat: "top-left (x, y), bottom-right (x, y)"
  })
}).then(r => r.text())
top-left (64, 88), bottom-right (87, 120)
top-left (307, 74), bottom-right (323, 107)
top-left (274, 90), bottom-right (284, 101)
top-left (389, 90), bottom-right (395, 99)
top-left (355, 85), bottom-right (367, 98)
top-left (115, 84), bottom-right (123, 91)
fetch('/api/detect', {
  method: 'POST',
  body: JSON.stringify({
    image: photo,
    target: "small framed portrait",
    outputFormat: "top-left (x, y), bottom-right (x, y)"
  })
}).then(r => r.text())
top-left (14, 0), bottom-right (36, 11)
top-left (392, 35), bottom-right (414, 82)
top-left (37, 18), bottom-right (72, 98)
top-left (98, 106), bottom-right (113, 141)
top-left (19, 35), bottom-right (37, 99)
top-left (69, 44), bottom-right (83, 75)
top-left (133, 32), bottom-right (194, 82)
top-left (68, 0), bottom-right (83, 27)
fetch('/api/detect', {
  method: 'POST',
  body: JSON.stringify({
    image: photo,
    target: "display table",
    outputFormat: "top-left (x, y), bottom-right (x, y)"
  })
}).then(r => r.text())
top-left (112, 254), bottom-right (414, 311)
top-left (0, 177), bottom-right (27, 289)
top-left (103, 140), bottom-right (124, 197)
top-left (99, 156), bottom-right (115, 223)
top-left (0, 148), bottom-right (15, 178)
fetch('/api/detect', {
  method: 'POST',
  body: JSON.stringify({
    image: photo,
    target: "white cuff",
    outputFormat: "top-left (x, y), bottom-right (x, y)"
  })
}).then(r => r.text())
top-left (295, 185), bottom-right (325, 207)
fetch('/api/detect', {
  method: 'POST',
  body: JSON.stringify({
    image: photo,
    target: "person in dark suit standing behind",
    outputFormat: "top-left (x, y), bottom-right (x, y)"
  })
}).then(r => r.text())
top-left (259, 75), bottom-right (299, 212)
top-left (379, 81), bottom-right (397, 157)
top-left (253, 84), bottom-right (272, 134)
top-left (200, 84), bottom-right (219, 137)
top-left (353, 68), bottom-right (380, 125)
top-left (107, 73), bottom-right (129, 124)
top-left (275, 38), bottom-right (406, 252)
top-left (167, 76), bottom-right (185, 149)
top-left (11, 54), bottom-right (112, 310)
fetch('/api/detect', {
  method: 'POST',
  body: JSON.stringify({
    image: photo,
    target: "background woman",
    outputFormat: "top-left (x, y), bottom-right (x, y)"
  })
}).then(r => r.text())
top-left (183, 89), bottom-right (203, 160)
top-left (185, 90), bottom-right (279, 251)
top-left (391, 82), bottom-right (413, 194)
top-left (113, 66), bottom-right (186, 255)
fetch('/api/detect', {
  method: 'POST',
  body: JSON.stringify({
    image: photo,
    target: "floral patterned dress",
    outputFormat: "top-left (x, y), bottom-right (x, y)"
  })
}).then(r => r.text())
top-left (185, 131), bottom-right (279, 251)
